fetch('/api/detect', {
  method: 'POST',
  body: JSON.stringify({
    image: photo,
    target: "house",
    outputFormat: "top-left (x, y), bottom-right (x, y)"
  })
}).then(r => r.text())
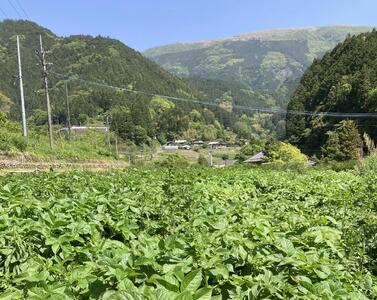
top-left (191, 140), bottom-right (204, 145)
top-left (164, 145), bottom-right (179, 150)
top-left (208, 141), bottom-right (219, 147)
top-left (174, 140), bottom-right (187, 145)
top-left (244, 152), bottom-right (266, 164)
top-left (208, 141), bottom-right (227, 149)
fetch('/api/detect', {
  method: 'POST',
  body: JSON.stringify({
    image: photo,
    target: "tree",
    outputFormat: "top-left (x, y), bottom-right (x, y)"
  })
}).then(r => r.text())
top-left (261, 140), bottom-right (308, 167)
top-left (322, 120), bottom-right (362, 161)
top-left (28, 109), bottom-right (48, 126)
top-left (155, 153), bottom-right (189, 168)
top-left (133, 125), bottom-right (149, 145)
top-left (264, 137), bottom-right (280, 160)
top-left (110, 105), bottom-right (133, 141)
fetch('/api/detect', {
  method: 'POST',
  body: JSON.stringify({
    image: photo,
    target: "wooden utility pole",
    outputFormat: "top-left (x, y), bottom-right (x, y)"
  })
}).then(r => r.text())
top-left (16, 35), bottom-right (27, 137)
top-left (105, 114), bottom-right (111, 148)
top-left (39, 35), bottom-right (53, 149)
top-left (209, 148), bottom-right (213, 167)
top-left (115, 136), bottom-right (119, 159)
top-left (65, 82), bottom-right (72, 141)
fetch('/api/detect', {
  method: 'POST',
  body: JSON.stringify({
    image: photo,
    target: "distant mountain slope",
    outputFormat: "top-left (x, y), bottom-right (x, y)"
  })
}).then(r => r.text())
top-left (286, 29), bottom-right (377, 154)
top-left (3, 20), bottom-right (271, 145)
top-left (144, 26), bottom-right (373, 107)
top-left (0, 20), bottom-right (200, 119)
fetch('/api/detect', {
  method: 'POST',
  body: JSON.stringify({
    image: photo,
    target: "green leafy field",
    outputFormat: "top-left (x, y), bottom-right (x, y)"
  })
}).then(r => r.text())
top-left (0, 167), bottom-right (376, 299)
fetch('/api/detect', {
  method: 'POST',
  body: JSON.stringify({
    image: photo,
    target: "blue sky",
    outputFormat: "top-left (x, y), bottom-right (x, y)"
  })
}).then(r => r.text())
top-left (0, 0), bottom-right (376, 51)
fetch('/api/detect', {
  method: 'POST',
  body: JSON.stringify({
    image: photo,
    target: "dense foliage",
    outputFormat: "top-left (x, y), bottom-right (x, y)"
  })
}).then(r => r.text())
top-left (0, 20), bottom-right (291, 144)
top-left (286, 30), bottom-right (377, 155)
top-left (0, 21), bottom-right (197, 115)
top-left (0, 112), bottom-right (26, 151)
top-left (0, 20), bottom-right (241, 144)
top-left (0, 167), bottom-right (376, 299)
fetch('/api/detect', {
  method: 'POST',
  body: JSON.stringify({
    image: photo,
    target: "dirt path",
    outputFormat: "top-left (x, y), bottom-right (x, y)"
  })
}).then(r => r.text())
top-left (0, 155), bottom-right (128, 173)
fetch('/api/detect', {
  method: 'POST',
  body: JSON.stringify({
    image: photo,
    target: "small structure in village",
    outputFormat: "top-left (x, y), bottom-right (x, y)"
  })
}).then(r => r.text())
top-left (191, 140), bottom-right (204, 145)
top-left (244, 152), bottom-right (266, 164)
top-left (163, 144), bottom-right (179, 150)
top-left (208, 141), bottom-right (227, 149)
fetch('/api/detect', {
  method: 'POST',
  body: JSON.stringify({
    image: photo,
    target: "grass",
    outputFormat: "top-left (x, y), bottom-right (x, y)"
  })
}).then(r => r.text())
top-left (153, 147), bottom-right (240, 165)
top-left (28, 130), bottom-right (115, 162)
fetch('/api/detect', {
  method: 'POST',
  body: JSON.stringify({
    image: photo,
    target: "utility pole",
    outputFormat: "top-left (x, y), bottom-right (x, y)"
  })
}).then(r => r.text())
top-left (39, 35), bottom-right (53, 149)
top-left (16, 35), bottom-right (27, 137)
top-left (115, 136), bottom-right (119, 159)
top-left (65, 82), bottom-right (72, 141)
top-left (209, 147), bottom-right (213, 167)
top-left (105, 114), bottom-right (111, 148)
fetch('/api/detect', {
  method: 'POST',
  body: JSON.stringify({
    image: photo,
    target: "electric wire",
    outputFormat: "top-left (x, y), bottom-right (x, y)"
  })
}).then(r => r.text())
top-left (7, 0), bottom-right (23, 19)
top-left (0, 6), bottom-right (8, 18)
top-left (14, 0), bottom-right (29, 19)
top-left (50, 71), bottom-right (377, 119)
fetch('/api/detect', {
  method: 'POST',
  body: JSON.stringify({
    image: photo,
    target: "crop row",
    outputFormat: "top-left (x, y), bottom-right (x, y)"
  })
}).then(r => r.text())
top-left (0, 167), bottom-right (376, 299)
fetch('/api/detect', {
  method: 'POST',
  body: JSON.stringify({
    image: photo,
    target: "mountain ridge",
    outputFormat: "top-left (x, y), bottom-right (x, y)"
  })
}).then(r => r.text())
top-left (143, 25), bottom-right (374, 110)
top-left (144, 25), bottom-right (373, 55)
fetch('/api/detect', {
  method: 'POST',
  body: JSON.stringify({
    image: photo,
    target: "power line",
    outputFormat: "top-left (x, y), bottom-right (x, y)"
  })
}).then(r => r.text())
top-left (50, 71), bottom-right (377, 119)
top-left (14, 0), bottom-right (29, 19)
top-left (0, 6), bottom-right (8, 18)
top-left (7, 0), bottom-right (23, 19)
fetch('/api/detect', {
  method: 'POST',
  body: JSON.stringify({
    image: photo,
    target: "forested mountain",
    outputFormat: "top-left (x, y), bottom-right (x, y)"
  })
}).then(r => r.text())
top-left (0, 20), bottom-right (198, 116)
top-left (144, 26), bottom-right (372, 108)
top-left (0, 20), bottom-right (293, 144)
top-left (286, 30), bottom-right (377, 155)
top-left (0, 20), bottom-right (243, 144)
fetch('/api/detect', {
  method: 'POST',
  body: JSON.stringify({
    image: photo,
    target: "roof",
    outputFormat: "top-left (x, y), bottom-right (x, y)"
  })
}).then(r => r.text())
top-left (244, 152), bottom-right (266, 163)
top-left (174, 140), bottom-right (187, 144)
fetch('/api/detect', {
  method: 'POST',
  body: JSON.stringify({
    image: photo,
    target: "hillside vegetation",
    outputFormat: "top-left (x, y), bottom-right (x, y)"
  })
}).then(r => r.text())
top-left (144, 26), bottom-right (372, 109)
top-left (0, 20), bottom-right (198, 116)
top-left (0, 20), bottom-right (290, 145)
top-left (286, 30), bottom-right (377, 155)
top-left (0, 20), bottom-right (238, 145)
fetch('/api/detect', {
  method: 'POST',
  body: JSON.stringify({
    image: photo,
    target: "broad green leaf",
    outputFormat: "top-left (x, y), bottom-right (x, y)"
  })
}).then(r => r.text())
top-left (150, 276), bottom-right (180, 293)
top-left (181, 269), bottom-right (202, 293)
top-left (193, 287), bottom-right (212, 300)
top-left (175, 291), bottom-right (193, 300)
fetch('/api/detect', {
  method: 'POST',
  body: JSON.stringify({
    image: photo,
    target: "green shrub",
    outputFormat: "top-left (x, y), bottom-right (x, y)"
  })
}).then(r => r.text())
top-left (235, 153), bottom-right (247, 162)
top-left (239, 140), bottom-right (263, 157)
top-left (197, 154), bottom-right (209, 166)
top-left (317, 160), bottom-right (358, 172)
top-left (357, 153), bottom-right (377, 174)
top-left (0, 113), bottom-right (27, 152)
top-left (266, 142), bottom-right (308, 165)
top-left (221, 153), bottom-right (229, 161)
top-left (155, 153), bottom-right (189, 168)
